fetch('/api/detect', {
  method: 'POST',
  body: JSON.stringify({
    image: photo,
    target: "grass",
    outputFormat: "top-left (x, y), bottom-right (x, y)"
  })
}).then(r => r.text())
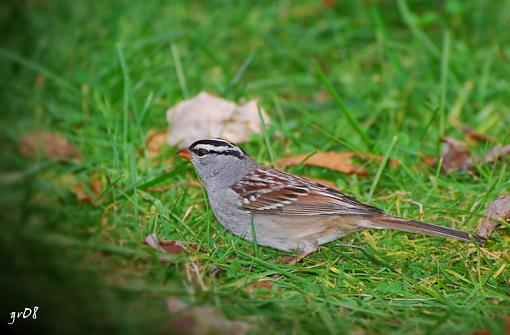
top-left (1, 0), bottom-right (509, 334)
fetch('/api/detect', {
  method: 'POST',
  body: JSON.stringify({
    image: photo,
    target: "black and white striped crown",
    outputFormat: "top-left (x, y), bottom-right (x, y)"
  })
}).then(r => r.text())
top-left (189, 138), bottom-right (246, 158)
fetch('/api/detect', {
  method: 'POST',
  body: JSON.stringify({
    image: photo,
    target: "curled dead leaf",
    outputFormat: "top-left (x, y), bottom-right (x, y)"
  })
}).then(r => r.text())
top-left (19, 131), bottom-right (81, 161)
top-left (462, 127), bottom-right (495, 143)
top-left (166, 91), bottom-right (269, 146)
top-left (420, 155), bottom-right (437, 167)
top-left (434, 137), bottom-right (510, 172)
top-left (144, 233), bottom-right (199, 255)
top-left (477, 194), bottom-right (510, 239)
top-left (244, 281), bottom-right (273, 294)
top-left (276, 151), bottom-right (398, 176)
top-left (440, 137), bottom-right (473, 171)
top-left (163, 298), bottom-right (252, 335)
top-left (483, 144), bottom-right (510, 165)
top-left (71, 174), bottom-right (103, 204)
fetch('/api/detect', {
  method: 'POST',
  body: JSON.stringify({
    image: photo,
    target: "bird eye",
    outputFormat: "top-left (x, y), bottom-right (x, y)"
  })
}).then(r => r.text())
top-left (196, 148), bottom-right (207, 157)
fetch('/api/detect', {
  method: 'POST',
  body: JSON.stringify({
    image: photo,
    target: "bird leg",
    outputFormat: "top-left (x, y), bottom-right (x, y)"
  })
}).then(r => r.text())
top-left (275, 239), bottom-right (318, 264)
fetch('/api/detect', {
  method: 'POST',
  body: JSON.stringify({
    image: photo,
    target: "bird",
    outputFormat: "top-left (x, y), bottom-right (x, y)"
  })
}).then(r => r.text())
top-left (177, 138), bottom-right (486, 260)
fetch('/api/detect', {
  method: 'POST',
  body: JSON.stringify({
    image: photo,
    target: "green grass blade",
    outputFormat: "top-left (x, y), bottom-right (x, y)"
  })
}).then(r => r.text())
top-left (314, 62), bottom-right (373, 151)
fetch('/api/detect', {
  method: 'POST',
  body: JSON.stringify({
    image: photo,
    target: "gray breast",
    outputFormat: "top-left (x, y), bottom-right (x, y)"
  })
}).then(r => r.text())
top-left (207, 187), bottom-right (252, 237)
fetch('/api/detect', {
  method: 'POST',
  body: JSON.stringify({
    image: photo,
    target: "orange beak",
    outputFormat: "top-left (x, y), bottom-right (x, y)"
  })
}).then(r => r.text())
top-left (177, 148), bottom-right (191, 161)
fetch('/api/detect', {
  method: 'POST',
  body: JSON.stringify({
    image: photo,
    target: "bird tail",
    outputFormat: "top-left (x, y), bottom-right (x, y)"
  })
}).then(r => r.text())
top-left (372, 216), bottom-right (487, 244)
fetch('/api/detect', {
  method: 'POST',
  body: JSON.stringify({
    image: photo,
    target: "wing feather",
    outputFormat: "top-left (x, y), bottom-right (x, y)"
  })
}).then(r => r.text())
top-left (231, 167), bottom-right (382, 216)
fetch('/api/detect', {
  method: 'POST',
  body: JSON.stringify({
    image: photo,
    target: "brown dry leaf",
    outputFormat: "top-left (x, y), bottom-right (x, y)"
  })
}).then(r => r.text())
top-left (144, 129), bottom-right (168, 159)
top-left (462, 127), bottom-right (495, 143)
top-left (19, 131), bottom-right (81, 161)
top-left (166, 91), bottom-right (269, 146)
top-left (440, 137), bottom-right (473, 171)
top-left (477, 194), bottom-right (510, 239)
top-left (483, 144), bottom-right (510, 165)
top-left (163, 298), bottom-right (252, 335)
top-left (244, 281), bottom-right (273, 294)
top-left (71, 174), bottom-right (103, 204)
top-left (435, 137), bottom-right (510, 172)
top-left (144, 233), bottom-right (199, 255)
top-left (276, 151), bottom-right (398, 176)
top-left (420, 155), bottom-right (437, 167)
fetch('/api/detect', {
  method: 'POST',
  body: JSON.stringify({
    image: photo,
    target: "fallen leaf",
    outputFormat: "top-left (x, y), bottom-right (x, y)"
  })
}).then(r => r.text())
top-left (244, 281), bottom-right (273, 293)
top-left (19, 131), bottom-right (81, 160)
top-left (163, 298), bottom-right (252, 335)
top-left (462, 127), bottom-right (495, 143)
top-left (71, 174), bottom-right (103, 204)
top-left (482, 144), bottom-right (510, 165)
top-left (435, 137), bottom-right (510, 172)
top-left (144, 233), bottom-right (199, 254)
top-left (420, 155), bottom-right (437, 167)
top-left (440, 137), bottom-right (473, 171)
top-left (166, 91), bottom-right (269, 146)
top-left (276, 151), bottom-right (398, 176)
top-left (477, 194), bottom-right (510, 239)
top-left (144, 129), bottom-right (168, 159)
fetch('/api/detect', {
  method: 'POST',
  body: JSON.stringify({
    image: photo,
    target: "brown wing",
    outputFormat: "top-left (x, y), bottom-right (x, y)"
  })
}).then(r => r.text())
top-left (231, 167), bottom-right (383, 216)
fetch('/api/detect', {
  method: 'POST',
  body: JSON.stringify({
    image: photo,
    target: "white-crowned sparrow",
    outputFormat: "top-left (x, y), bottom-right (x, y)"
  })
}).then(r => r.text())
top-left (177, 139), bottom-right (485, 258)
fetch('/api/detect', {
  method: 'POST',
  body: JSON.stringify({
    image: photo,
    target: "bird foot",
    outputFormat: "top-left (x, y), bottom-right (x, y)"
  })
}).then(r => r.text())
top-left (275, 255), bottom-right (300, 265)
top-left (275, 249), bottom-right (315, 265)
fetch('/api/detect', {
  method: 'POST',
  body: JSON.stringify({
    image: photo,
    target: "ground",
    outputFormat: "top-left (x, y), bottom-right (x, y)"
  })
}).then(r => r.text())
top-left (1, 1), bottom-right (509, 334)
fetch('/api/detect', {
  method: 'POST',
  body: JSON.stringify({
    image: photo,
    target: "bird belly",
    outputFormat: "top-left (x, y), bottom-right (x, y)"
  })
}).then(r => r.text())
top-left (207, 189), bottom-right (372, 252)
top-left (250, 215), bottom-right (368, 252)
